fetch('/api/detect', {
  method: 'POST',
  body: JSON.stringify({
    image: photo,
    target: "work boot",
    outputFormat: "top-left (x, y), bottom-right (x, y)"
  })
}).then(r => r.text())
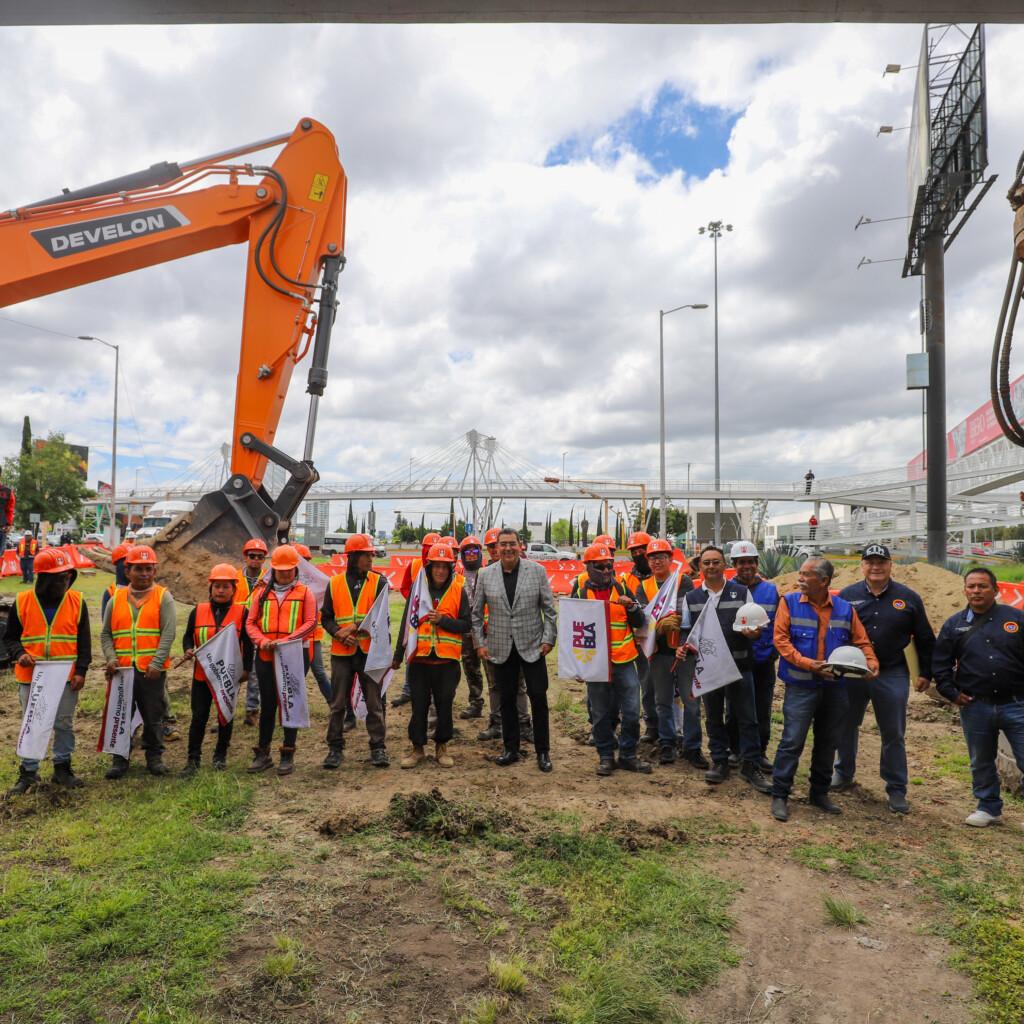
top-left (52, 760), bottom-right (84, 789)
top-left (704, 761), bottom-right (730, 785)
top-left (435, 742), bottom-right (454, 768)
top-left (809, 792), bottom-right (843, 815)
top-left (247, 746), bottom-right (274, 773)
top-left (277, 746), bottom-right (296, 776)
top-left (7, 766), bottom-right (39, 795)
top-left (371, 747), bottom-right (390, 768)
top-left (212, 753), bottom-right (228, 771)
top-left (161, 724), bottom-right (181, 742)
top-left (659, 745), bottom-right (676, 765)
top-left (596, 757), bottom-right (615, 777)
top-left (460, 705), bottom-right (483, 720)
top-left (888, 792), bottom-right (911, 815)
top-left (829, 770), bottom-right (855, 793)
top-left (740, 761), bottom-right (773, 795)
top-left (640, 730), bottom-right (659, 746)
top-left (771, 797), bottom-right (790, 822)
top-left (727, 752), bottom-right (740, 769)
top-left (477, 723), bottom-right (502, 741)
top-left (244, 709), bottom-right (260, 727)
top-left (756, 755), bottom-right (774, 773)
top-left (145, 753), bottom-right (169, 776)
top-left (179, 758), bottom-right (200, 779)
top-left (682, 748), bottom-right (710, 770)
top-left (401, 745), bottom-right (426, 769)
top-left (322, 747), bottom-right (344, 770)
top-left (617, 755), bottom-right (653, 774)
top-left (105, 755), bottom-right (130, 780)
top-left (390, 692), bottom-right (411, 708)
top-left (343, 712), bottom-right (357, 732)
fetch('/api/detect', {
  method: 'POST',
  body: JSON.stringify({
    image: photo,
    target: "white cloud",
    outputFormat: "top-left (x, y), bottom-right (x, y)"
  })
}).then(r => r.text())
top-left (1, 21), bottom-right (1021, 529)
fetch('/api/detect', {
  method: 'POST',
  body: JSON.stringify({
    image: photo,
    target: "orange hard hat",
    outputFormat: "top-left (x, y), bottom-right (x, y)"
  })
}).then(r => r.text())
top-left (111, 543), bottom-right (131, 563)
top-left (242, 537), bottom-right (268, 555)
top-left (294, 543), bottom-right (313, 559)
top-left (627, 531), bottom-right (652, 551)
top-left (126, 545), bottom-right (158, 566)
top-left (422, 532), bottom-right (441, 547)
top-left (209, 562), bottom-right (241, 583)
top-left (646, 539), bottom-right (673, 556)
top-left (426, 543), bottom-right (456, 563)
top-left (270, 544), bottom-right (300, 570)
top-left (33, 548), bottom-right (74, 574)
top-left (484, 528), bottom-right (500, 546)
top-left (344, 534), bottom-right (375, 553)
top-left (460, 535), bottom-right (482, 549)
top-left (594, 534), bottom-right (615, 547)
top-left (584, 543), bottom-right (614, 562)
top-left (441, 535), bottom-right (457, 546)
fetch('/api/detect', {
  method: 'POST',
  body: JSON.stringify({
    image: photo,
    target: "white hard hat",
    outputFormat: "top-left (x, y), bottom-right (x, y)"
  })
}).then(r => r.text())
top-left (826, 645), bottom-right (870, 677)
top-left (733, 602), bottom-right (770, 631)
top-left (730, 540), bottom-right (759, 561)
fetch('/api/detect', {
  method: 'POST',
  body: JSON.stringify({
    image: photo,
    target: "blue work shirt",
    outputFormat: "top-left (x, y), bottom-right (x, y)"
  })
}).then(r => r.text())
top-left (746, 577), bottom-right (779, 664)
top-left (840, 579), bottom-right (935, 677)
top-left (932, 602), bottom-right (1024, 701)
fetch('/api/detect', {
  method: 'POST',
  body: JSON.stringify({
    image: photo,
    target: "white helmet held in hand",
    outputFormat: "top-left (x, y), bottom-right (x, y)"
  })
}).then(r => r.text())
top-left (730, 540), bottom-right (759, 561)
top-left (826, 645), bottom-right (870, 677)
top-left (733, 602), bottom-right (770, 631)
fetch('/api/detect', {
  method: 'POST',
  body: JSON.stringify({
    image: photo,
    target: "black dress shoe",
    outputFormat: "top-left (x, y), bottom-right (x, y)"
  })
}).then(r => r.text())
top-left (495, 749), bottom-right (520, 767)
top-left (536, 752), bottom-right (553, 773)
top-left (809, 792), bottom-right (843, 815)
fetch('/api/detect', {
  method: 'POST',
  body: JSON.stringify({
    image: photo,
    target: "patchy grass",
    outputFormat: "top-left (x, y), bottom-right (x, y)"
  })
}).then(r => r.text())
top-left (0, 772), bottom-right (261, 1024)
top-left (823, 894), bottom-right (866, 928)
top-left (488, 953), bottom-right (528, 994)
top-left (460, 996), bottom-right (505, 1024)
top-left (931, 737), bottom-right (973, 785)
top-left (791, 840), bottom-right (900, 881)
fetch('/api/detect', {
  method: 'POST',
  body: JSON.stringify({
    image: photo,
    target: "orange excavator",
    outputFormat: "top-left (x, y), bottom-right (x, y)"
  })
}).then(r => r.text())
top-left (0, 117), bottom-right (347, 601)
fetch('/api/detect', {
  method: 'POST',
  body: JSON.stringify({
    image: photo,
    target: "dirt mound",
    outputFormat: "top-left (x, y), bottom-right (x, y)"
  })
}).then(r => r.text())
top-left (587, 818), bottom-right (689, 851)
top-left (773, 561), bottom-right (966, 628)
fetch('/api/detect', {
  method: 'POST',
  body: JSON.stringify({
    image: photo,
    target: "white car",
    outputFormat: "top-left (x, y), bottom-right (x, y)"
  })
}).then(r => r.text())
top-left (524, 542), bottom-right (576, 561)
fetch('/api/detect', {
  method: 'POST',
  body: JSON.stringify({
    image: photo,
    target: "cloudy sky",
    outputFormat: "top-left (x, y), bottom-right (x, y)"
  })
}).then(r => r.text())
top-left (1, 21), bottom-right (1021, 529)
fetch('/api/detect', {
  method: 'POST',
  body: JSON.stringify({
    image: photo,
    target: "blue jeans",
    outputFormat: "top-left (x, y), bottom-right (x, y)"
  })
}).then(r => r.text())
top-left (651, 654), bottom-right (702, 751)
top-left (704, 671), bottom-right (760, 765)
top-left (958, 696), bottom-right (1024, 816)
top-left (772, 684), bottom-right (849, 799)
top-left (636, 652), bottom-right (657, 735)
top-left (310, 641), bottom-right (332, 704)
top-left (834, 666), bottom-right (909, 795)
top-left (18, 681), bottom-right (79, 771)
top-left (587, 661), bottom-right (641, 759)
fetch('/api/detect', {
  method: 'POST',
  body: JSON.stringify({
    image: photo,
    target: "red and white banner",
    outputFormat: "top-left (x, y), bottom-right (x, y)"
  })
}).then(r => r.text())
top-left (16, 661), bottom-right (72, 761)
top-left (556, 597), bottom-right (610, 683)
top-left (97, 667), bottom-right (135, 757)
top-left (641, 568), bottom-right (681, 658)
top-left (194, 624), bottom-right (244, 724)
top-left (273, 638), bottom-right (310, 729)
top-left (403, 568), bottom-right (433, 663)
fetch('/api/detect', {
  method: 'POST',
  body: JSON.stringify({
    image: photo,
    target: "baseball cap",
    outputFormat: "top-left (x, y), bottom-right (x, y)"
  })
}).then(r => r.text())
top-left (862, 543), bottom-right (891, 560)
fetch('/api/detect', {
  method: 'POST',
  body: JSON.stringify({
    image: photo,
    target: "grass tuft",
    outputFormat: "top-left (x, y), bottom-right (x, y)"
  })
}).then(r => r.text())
top-left (460, 995), bottom-right (505, 1024)
top-left (488, 953), bottom-right (528, 994)
top-left (823, 893), bottom-right (866, 928)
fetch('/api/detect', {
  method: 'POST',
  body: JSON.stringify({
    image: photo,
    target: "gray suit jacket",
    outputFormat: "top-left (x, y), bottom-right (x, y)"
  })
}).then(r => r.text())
top-left (471, 558), bottom-right (557, 664)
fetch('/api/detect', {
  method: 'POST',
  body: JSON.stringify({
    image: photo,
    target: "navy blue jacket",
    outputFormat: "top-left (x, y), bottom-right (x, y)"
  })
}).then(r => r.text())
top-left (840, 579), bottom-right (935, 677)
top-left (932, 603), bottom-right (1024, 701)
top-left (680, 581), bottom-right (752, 671)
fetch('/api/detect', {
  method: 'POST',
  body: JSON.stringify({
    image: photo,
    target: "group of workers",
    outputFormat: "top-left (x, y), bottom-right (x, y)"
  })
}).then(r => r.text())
top-left (4, 526), bottom-right (1024, 830)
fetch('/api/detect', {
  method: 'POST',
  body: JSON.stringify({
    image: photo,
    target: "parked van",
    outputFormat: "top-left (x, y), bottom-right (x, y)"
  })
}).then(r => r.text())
top-left (135, 500), bottom-right (195, 540)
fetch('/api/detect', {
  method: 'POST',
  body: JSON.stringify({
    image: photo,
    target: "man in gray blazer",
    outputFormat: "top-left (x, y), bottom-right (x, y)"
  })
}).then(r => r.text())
top-left (472, 528), bottom-right (557, 771)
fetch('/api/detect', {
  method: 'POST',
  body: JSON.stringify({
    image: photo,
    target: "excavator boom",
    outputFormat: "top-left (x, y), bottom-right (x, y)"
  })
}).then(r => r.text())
top-left (0, 117), bottom-right (348, 601)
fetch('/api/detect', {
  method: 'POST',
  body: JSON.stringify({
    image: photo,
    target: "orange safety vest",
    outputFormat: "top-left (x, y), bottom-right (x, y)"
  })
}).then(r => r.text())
top-left (17, 537), bottom-right (38, 558)
top-left (328, 570), bottom-right (384, 656)
top-left (619, 570), bottom-right (652, 595)
top-left (110, 585), bottom-right (171, 672)
top-left (192, 601), bottom-right (245, 683)
top-left (252, 582), bottom-right (309, 662)
top-left (14, 589), bottom-right (82, 683)
top-left (235, 569), bottom-right (264, 608)
top-left (577, 578), bottom-right (639, 665)
top-left (414, 574), bottom-right (465, 661)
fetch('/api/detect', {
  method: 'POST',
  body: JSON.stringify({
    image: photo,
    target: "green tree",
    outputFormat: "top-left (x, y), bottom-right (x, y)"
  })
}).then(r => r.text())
top-left (595, 507), bottom-right (603, 537)
top-left (7, 432), bottom-right (94, 529)
top-left (551, 518), bottom-right (570, 544)
top-left (665, 508), bottom-right (688, 535)
top-left (568, 508), bottom-right (575, 546)
top-left (20, 415), bottom-right (32, 457)
top-left (449, 498), bottom-right (457, 537)
top-left (346, 500), bottom-right (357, 533)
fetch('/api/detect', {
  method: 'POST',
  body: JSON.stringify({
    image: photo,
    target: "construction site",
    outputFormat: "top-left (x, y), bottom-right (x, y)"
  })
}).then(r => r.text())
top-left (2, 5), bottom-right (1024, 1024)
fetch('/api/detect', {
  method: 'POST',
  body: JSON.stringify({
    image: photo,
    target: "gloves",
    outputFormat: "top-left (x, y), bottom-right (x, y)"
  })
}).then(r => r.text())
top-left (655, 614), bottom-right (681, 635)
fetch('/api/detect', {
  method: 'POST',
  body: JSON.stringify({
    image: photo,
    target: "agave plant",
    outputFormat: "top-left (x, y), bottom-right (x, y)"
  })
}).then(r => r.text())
top-left (758, 547), bottom-right (796, 578)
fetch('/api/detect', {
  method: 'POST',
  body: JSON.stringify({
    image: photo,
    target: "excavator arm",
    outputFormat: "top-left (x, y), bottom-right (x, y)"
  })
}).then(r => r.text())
top-left (0, 117), bottom-right (347, 600)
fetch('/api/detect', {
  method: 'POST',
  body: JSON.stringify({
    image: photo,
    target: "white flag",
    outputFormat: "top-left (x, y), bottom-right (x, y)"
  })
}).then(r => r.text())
top-left (16, 662), bottom-right (72, 761)
top-left (98, 667), bottom-right (136, 757)
top-left (273, 638), bottom-right (310, 728)
top-left (403, 568), bottom-right (433, 663)
top-left (556, 597), bottom-right (610, 683)
top-left (688, 600), bottom-right (742, 698)
top-left (641, 568), bottom-right (681, 658)
top-left (359, 583), bottom-right (393, 682)
top-left (194, 623), bottom-right (244, 724)
top-left (260, 557), bottom-right (330, 608)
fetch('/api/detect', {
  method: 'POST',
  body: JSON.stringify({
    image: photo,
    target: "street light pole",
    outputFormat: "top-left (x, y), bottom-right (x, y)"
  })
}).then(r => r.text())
top-left (561, 451), bottom-right (568, 485)
top-left (658, 303), bottom-right (708, 539)
top-left (698, 220), bottom-right (732, 545)
top-left (79, 335), bottom-right (119, 547)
